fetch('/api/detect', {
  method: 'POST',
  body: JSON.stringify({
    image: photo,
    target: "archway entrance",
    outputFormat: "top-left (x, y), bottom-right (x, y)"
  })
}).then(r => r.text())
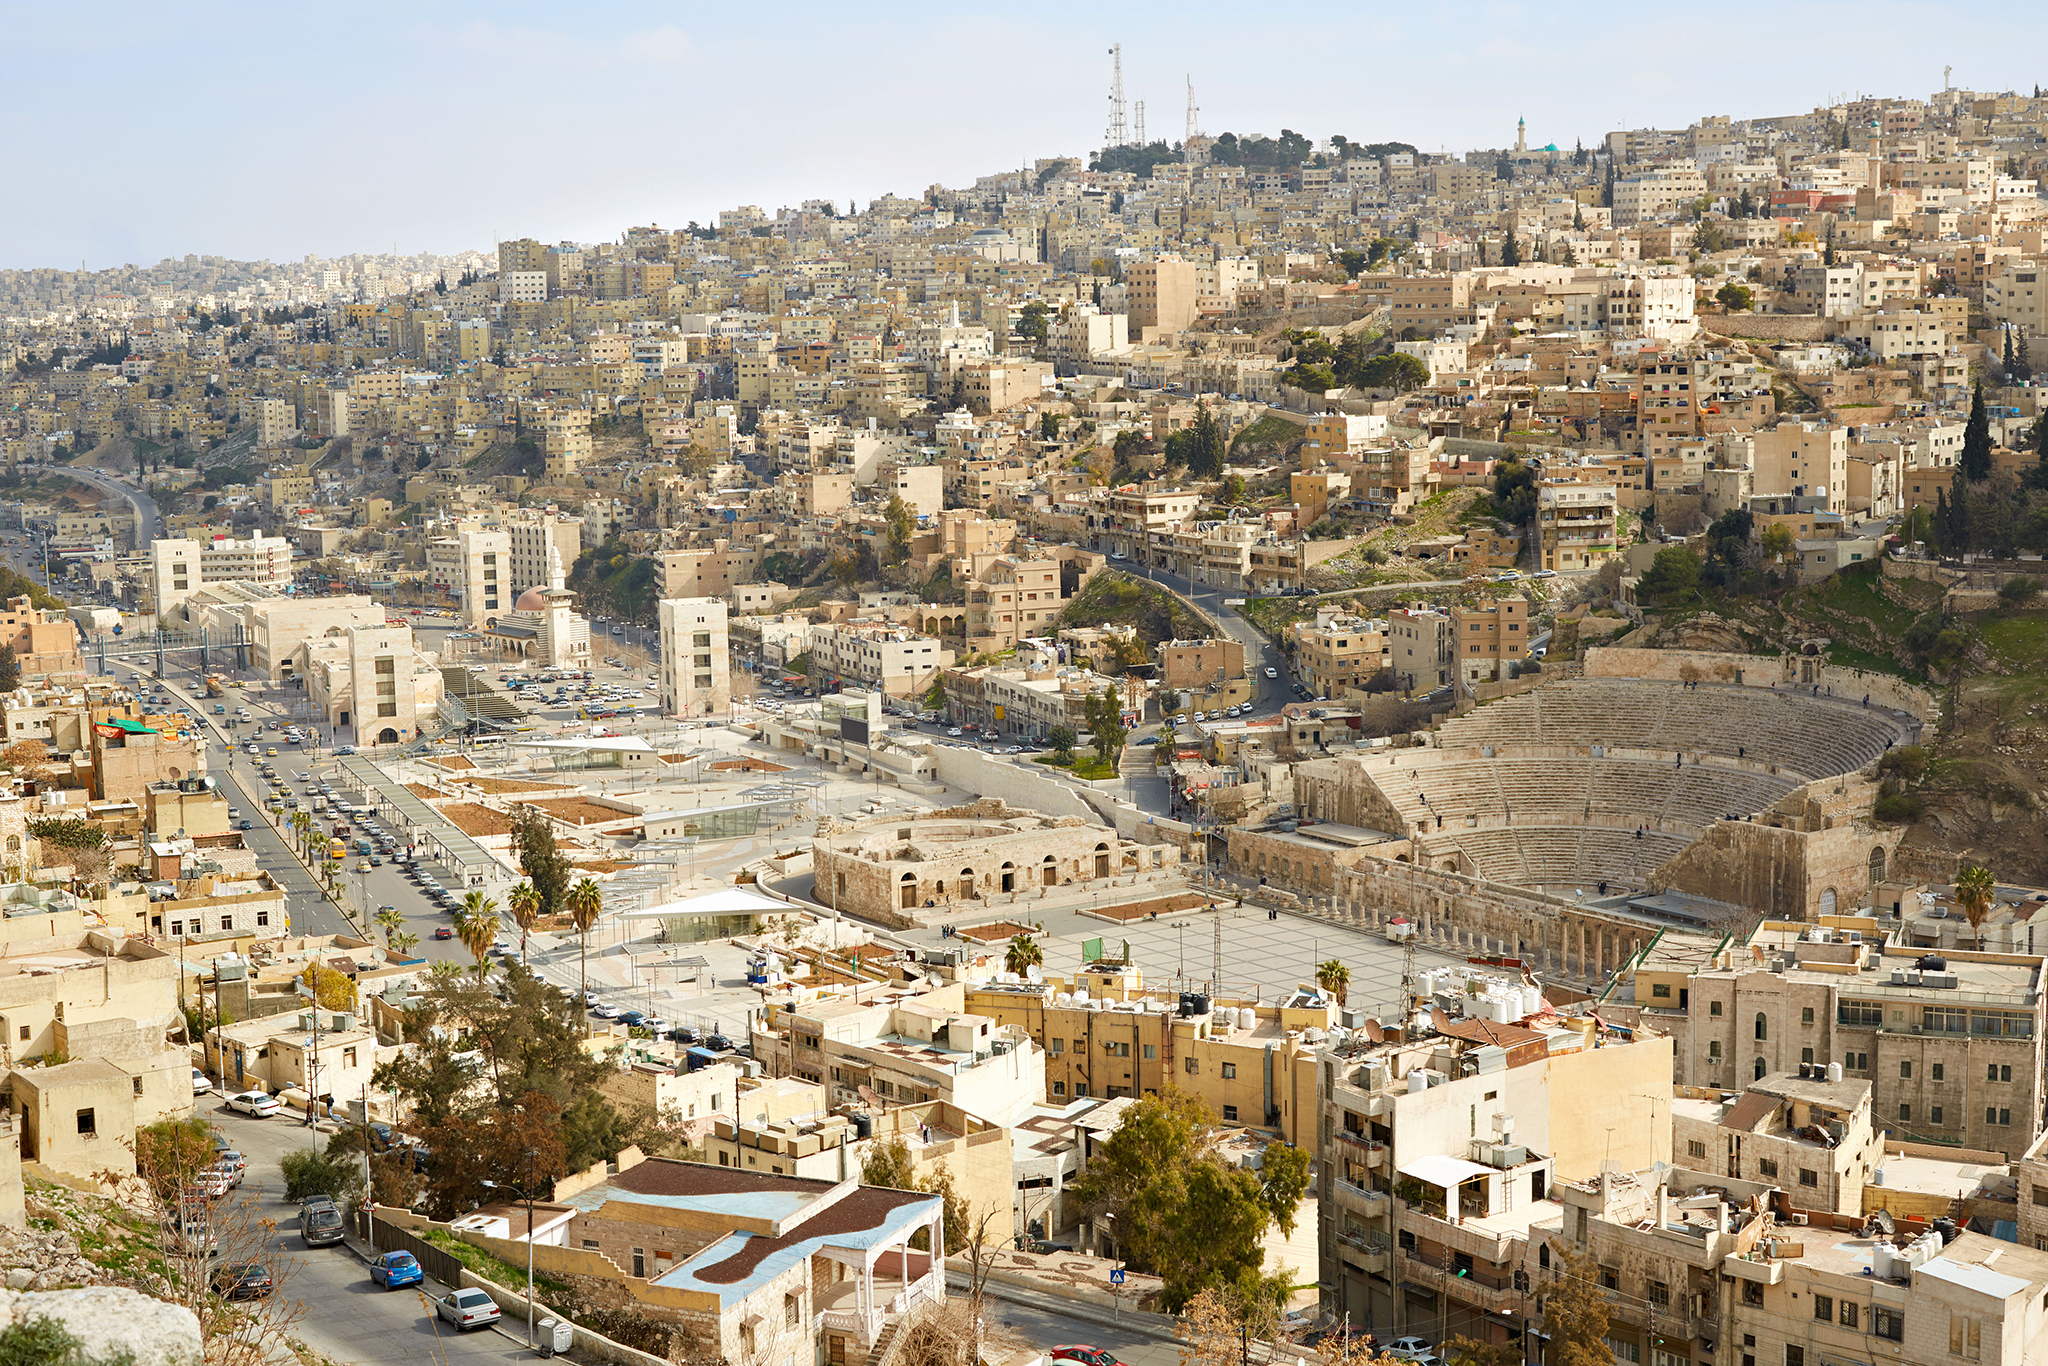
top-left (376, 727), bottom-right (399, 744)
top-left (1094, 844), bottom-right (1111, 879)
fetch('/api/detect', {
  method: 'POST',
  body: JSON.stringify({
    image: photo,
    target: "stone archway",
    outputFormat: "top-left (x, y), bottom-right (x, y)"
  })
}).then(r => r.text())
top-left (900, 872), bottom-right (918, 910)
top-left (958, 867), bottom-right (977, 900)
top-left (377, 727), bottom-right (399, 744)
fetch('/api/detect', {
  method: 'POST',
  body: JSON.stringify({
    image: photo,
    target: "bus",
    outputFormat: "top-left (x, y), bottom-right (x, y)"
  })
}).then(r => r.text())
top-left (327, 838), bottom-right (346, 859)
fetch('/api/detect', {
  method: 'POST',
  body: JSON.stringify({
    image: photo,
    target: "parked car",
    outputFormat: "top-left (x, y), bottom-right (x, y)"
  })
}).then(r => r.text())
top-left (225, 1090), bottom-right (280, 1118)
top-left (191, 1068), bottom-right (212, 1095)
top-left (212, 1262), bottom-right (275, 1300)
top-left (300, 1196), bottom-right (346, 1248)
top-left (1051, 1348), bottom-right (1122, 1366)
top-left (1385, 1339), bottom-right (1435, 1362)
top-left (435, 1287), bottom-right (501, 1331)
top-left (1264, 667), bottom-right (1279, 678)
top-left (370, 1250), bottom-right (424, 1289)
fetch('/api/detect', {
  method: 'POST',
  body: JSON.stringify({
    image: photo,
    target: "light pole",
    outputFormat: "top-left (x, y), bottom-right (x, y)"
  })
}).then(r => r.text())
top-left (524, 1147), bottom-right (540, 1348)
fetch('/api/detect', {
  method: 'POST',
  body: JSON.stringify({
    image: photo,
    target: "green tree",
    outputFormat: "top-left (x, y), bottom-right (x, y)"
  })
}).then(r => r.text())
top-left (1046, 724), bottom-right (1077, 756)
top-left (1501, 233), bottom-right (1521, 267)
top-left (506, 880), bottom-right (540, 962)
top-left (509, 804), bottom-right (571, 922)
top-left (1542, 1245), bottom-right (1614, 1366)
top-left (1039, 411), bottom-right (1062, 441)
top-left (565, 877), bottom-right (604, 1004)
top-left (1085, 686), bottom-right (1127, 763)
top-left (1004, 934), bottom-right (1043, 977)
top-left (1186, 404), bottom-right (1226, 479)
top-left (1314, 959), bottom-right (1350, 1006)
top-left (1637, 546), bottom-right (1702, 604)
top-left (280, 1140), bottom-right (366, 1204)
top-left (1256, 1140), bottom-right (1311, 1236)
top-left (1016, 302), bottom-right (1050, 346)
top-left (456, 892), bottom-right (501, 980)
top-left (1760, 522), bottom-right (1795, 562)
top-left (1715, 282), bottom-right (1754, 310)
top-left (760, 551), bottom-right (808, 585)
top-left (0, 644), bottom-right (18, 692)
top-left (1956, 863), bottom-right (1997, 951)
top-left (884, 494), bottom-right (915, 564)
top-left (1962, 381), bottom-right (1993, 481)
top-left (1492, 458), bottom-right (1538, 525)
top-left (1358, 352), bottom-right (1430, 393)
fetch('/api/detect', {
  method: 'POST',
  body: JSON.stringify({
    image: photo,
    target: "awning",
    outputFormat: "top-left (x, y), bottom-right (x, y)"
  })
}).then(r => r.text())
top-left (1395, 1154), bottom-right (1495, 1189)
top-left (617, 887), bottom-right (799, 921)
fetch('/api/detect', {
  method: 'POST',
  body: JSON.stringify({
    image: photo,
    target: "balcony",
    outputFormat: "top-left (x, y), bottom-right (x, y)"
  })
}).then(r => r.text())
top-left (1335, 1229), bottom-right (1388, 1275)
top-left (1335, 1130), bottom-right (1389, 1170)
top-left (1332, 1178), bottom-right (1390, 1220)
top-left (1398, 1247), bottom-right (1523, 1313)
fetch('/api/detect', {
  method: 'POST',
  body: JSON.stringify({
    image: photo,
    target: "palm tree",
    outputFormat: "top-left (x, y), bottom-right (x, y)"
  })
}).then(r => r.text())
top-left (565, 878), bottom-right (604, 1003)
top-left (455, 891), bottom-right (501, 982)
top-left (1956, 863), bottom-right (1996, 951)
top-left (506, 881), bottom-right (540, 966)
top-left (390, 929), bottom-right (420, 959)
top-left (1004, 933), bottom-right (1043, 977)
top-left (374, 905), bottom-right (404, 947)
top-left (1316, 959), bottom-right (1351, 1007)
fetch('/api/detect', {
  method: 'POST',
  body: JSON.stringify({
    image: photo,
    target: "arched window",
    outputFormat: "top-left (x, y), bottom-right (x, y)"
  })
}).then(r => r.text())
top-left (1754, 1056), bottom-right (1767, 1081)
top-left (1869, 846), bottom-right (1887, 886)
top-left (1754, 1012), bottom-right (1768, 1041)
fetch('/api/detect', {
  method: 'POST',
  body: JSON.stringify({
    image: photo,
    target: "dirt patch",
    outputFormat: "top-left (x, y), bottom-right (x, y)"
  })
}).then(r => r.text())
top-left (426, 755), bottom-right (476, 771)
top-left (957, 919), bottom-right (1036, 943)
top-left (572, 858), bottom-right (633, 873)
top-left (462, 777), bottom-right (573, 795)
top-left (1085, 892), bottom-right (1215, 922)
top-left (439, 803), bottom-right (513, 836)
top-left (521, 796), bottom-right (636, 827)
top-left (404, 783), bottom-right (442, 799)
top-left (709, 758), bottom-right (791, 773)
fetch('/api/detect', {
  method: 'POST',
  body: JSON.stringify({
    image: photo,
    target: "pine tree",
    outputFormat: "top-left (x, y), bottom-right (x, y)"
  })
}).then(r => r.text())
top-left (1478, 238), bottom-right (1490, 267)
top-left (1572, 204), bottom-right (1586, 232)
top-left (1502, 233), bottom-right (1522, 267)
top-left (2005, 329), bottom-right (2017, 378)
top-left (1962, 381), bottom-right (1993, 481)
top-left (2018, 329), bottom-right (2033, 382)
top-left (1950, 466), bottom-right (1973, 553)
top-left (1932, 488), bottom-right (1949, 556)
top-left (1602, 159), bottom-right (1616, 209)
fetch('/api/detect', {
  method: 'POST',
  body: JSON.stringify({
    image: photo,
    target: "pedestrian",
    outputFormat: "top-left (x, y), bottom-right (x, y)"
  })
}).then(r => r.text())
top-left (1862, 694), bottom-right (1869, 708)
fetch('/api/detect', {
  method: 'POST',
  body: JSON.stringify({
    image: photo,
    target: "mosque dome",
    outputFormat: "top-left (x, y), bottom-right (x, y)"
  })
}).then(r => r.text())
top-left (514, 585), bottom-right (551, 611)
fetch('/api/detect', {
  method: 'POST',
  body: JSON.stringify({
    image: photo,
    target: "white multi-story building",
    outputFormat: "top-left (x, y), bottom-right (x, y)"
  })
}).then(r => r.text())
top-left (658, 597), bottom-right (731, 719)
top-left (296, 623), bottom-right (444, 746)
top-left (504, 512), bottom-right (582, 601)
top-left (149, 535), bottom-right (294, 613)
top-left (500, 271), bottom-right (548, 304)
top-left (804, 622), bottom-right (956, 699)
top-left (453, 525), bottom-right (512, 626)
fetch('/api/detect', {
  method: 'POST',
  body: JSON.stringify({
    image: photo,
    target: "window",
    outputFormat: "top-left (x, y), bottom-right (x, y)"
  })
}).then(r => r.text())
top-left (1184, 1057), bottom-right (1198, 1074)
top-left (1844, 1051), bottom-right (1868, 1072)
top-left (1604, 1339), bottom-right (1640, 1364)
top-left (1051, 1081), bottom-right (1066, 1096)
top-left (1648, 1280), bottom-right (1670, 1308)
top-left (1813, 1294), bottom-right (1833, 1322)
top-left (1987, 1064), bottom-right (2013, 1083)
top-left (1873, 1307), bottom-right (1904, 1341)
top-left (1709, 1001), bottom-right (1723, 1017)
top-left (1651, 983), bottom-right (1671, 999)
top-left (1923, 1006), bottom-right (1968, 1034)
top-left (1840, 1301), bottom-right (1859, 1329)
top-left (1222, 1105), bottom-right (1238, 1121)
top-left (2033, 1184), bottom-right (2048, 1208)
top-left (1901, 1061), bottom-right (1913, 1079)
top-left (1105, 1041), bottom-right (1129, 1058)
top-left (1687, 1140), bottom-right (1707, 1160)
top-left (1046, 1038), bottom-right (1063, 1056)
top-left (1800, 1047), bottom-right (1814, 1065)
top-left (1932, 1106), bottom-right (1945, 1124)
top-left (785, 1293), bottom-right (801, 1327)
top-left (1837, 1001), bottom-right (1882, 1027)
top-left (1801, 1007), bottom-right (1815, 1025)
top-left (1708, 1041), bottom-right (1722, 1060)
top-left (1899, 1104), bottom-right (1912, 1122)
top-left (1757, 1158), bottom-right (1778, 1178)
top-left (76, 1109), bottom-right (95, 1137)
top-left (1221, 1062), bottom-right (1237, 1079)
top-left (1932, 1062), bottom-right (1944, 1081)
top-left (1799, 1169), bottom-right (1817, 1188)
top-left (1987, 1108), bottom-right (2012, 1126)
top-left (1142, 1044), bottom-right (1156, 1060)
top-left (1784, 1349), bottom-right (1804, 1366)
top-left (632, 1248), bottom-right (646, 1277)
top-left (1742, 1281), bottom-right (1764, 1306)
top-left (1599, 1266), bottom-right (1619, 1291)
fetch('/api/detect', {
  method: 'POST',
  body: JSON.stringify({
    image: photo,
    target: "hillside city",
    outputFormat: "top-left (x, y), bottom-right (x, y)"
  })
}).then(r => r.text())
top-left (7, 69), bottom-right (2048, 1366)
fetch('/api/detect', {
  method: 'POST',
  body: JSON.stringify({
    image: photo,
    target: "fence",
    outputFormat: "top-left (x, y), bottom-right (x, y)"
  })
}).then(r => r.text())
top-left (360, 1211), bottom-right (466, 1288)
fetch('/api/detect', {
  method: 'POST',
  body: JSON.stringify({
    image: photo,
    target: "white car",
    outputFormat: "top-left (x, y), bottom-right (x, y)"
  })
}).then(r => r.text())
top-left (225, 1090), bottom-right (281, 1118)
top-left (191, 1067), bottom-right (212, 1095)
top-left (1263, 667), bottom-right (1278, 678)
top-left (1385, 1339), bottom-right (1434, 1362)
top-left (1532, 569), bottom-right (1558, 579)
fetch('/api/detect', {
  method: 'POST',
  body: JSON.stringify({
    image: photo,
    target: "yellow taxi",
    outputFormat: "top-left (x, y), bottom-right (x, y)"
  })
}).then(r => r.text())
top-left (265, 747), bottom-right (278, 757)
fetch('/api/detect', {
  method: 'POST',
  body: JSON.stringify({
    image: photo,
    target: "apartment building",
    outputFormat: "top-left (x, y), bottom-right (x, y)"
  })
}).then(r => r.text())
top-left (1450, 595), bottom-right (1530, 684)
top-left (452, 524), bottom-right (512, 626)
top-left (1126, 255), bottom-right (1201, 338)
top-left (755, 990), bottom-right (1045, 1127)
top-left (149, 534), bottom-right (294, 613)
top-left (1387, 607), bottom-right (1453, 693)
top-left (298, 623), bottom-right (443, 746)
top-left (1535, 481), bottom-right (1620, 572)
top-left (1289, 612), bottom-right (1388, 698)
top-left (1751, 422), bottom-right (1850, 509)
top-left (1093, 487), bottom-right (1202, 561)
top-left (504, 510), bottom-right (582, 597)
top-left (1645, 926), bottom-right (2047, 1159)
top-left (804, 622), bottom-right (955, 699)
top-left (656, 596), bottom-right (731, 719)
top-left (1386, 274), bottom-right (1474, 333)
top-left (965, 555), bottom-right (1067, 651)
top-left (1156, 637), bottom-right (1247, 692)
top-left (1611, 161), bottom-right (1708, 224)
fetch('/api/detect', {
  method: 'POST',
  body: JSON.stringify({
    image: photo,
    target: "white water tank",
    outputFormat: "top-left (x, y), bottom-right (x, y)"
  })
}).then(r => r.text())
top-left (1240, 1007), bottom-right (1257, 1030)
top-left (1827, 1061), bottom-right (1843, 1082)
top-left (1408, 1069), bottom-right (1430, 1092)
top-left (1327, 1026), bottom-right (1348, 1047)
top-left (1074, 988), bottom-right (1090, 1002)
top-left (1055, 993), bottom-right (1073, 1008)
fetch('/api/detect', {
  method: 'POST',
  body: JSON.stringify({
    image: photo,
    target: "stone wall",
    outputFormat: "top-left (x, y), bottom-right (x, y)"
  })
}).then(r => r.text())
top-left (1582, 646), bottom-right (1934, 719)
top-left (1649, 775), bottom-right (1900, 920)
top-left (1697, 312), bottom-right (1831, 342)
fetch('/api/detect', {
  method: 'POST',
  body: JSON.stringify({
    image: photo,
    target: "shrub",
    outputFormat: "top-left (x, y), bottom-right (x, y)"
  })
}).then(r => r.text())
top-left (281, 1143), bottom-right (365, 1204)
top-left (1998, 576), bottom-right (2041, 607)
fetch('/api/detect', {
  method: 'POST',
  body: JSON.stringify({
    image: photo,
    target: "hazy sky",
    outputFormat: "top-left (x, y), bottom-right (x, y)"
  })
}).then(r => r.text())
top-left (6, 1), bottom-right (2046, 272)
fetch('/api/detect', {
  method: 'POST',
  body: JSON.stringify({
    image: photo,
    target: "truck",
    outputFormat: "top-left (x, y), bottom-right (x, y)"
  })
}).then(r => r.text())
top-left (204, 675), bottom-right (225, 698)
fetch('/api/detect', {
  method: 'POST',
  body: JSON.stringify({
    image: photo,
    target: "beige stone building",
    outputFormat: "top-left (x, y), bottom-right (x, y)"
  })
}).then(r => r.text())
top-left (657, 597), bottom-right (731, 719)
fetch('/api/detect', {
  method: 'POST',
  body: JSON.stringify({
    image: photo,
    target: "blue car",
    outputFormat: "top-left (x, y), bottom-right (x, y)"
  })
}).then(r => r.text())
top-left (370, 1250), bottom-right (424, 1290)
top-left (617, 1010), bottom-right (647, 1027)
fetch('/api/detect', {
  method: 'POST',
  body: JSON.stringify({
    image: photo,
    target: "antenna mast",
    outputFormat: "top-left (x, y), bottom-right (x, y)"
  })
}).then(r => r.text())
top-left (1105, 44), bottom-right (1127, 149)
top-left (1134, 100), bottom-right (1145, 148)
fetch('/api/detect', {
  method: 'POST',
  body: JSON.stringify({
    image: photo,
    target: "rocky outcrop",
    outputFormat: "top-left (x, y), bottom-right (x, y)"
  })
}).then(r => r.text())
top-left (0, 1286), bottom-right (202, 1366)
top-left (0, 1226), bottom-right (103, 1293)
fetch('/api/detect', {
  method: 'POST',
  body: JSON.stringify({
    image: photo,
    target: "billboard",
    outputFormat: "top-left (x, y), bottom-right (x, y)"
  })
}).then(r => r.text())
top-left (840, 717), bottom-right (869, 746)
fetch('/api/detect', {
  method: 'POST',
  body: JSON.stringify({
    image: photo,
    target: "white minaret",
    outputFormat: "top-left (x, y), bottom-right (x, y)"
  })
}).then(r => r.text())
top-left (547, 541), bottom-right (565, 593)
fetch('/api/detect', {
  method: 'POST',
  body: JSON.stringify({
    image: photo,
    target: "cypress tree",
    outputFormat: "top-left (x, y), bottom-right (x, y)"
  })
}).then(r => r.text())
top-left (1962, 381), bottom-right (1993, 481)
top-left (1502, 234), bottom-right (1522, 267)
top-left (1931, 488), bottom-right (1948, 556)
top-left (1950, 466), bottom-right (1973, 553)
